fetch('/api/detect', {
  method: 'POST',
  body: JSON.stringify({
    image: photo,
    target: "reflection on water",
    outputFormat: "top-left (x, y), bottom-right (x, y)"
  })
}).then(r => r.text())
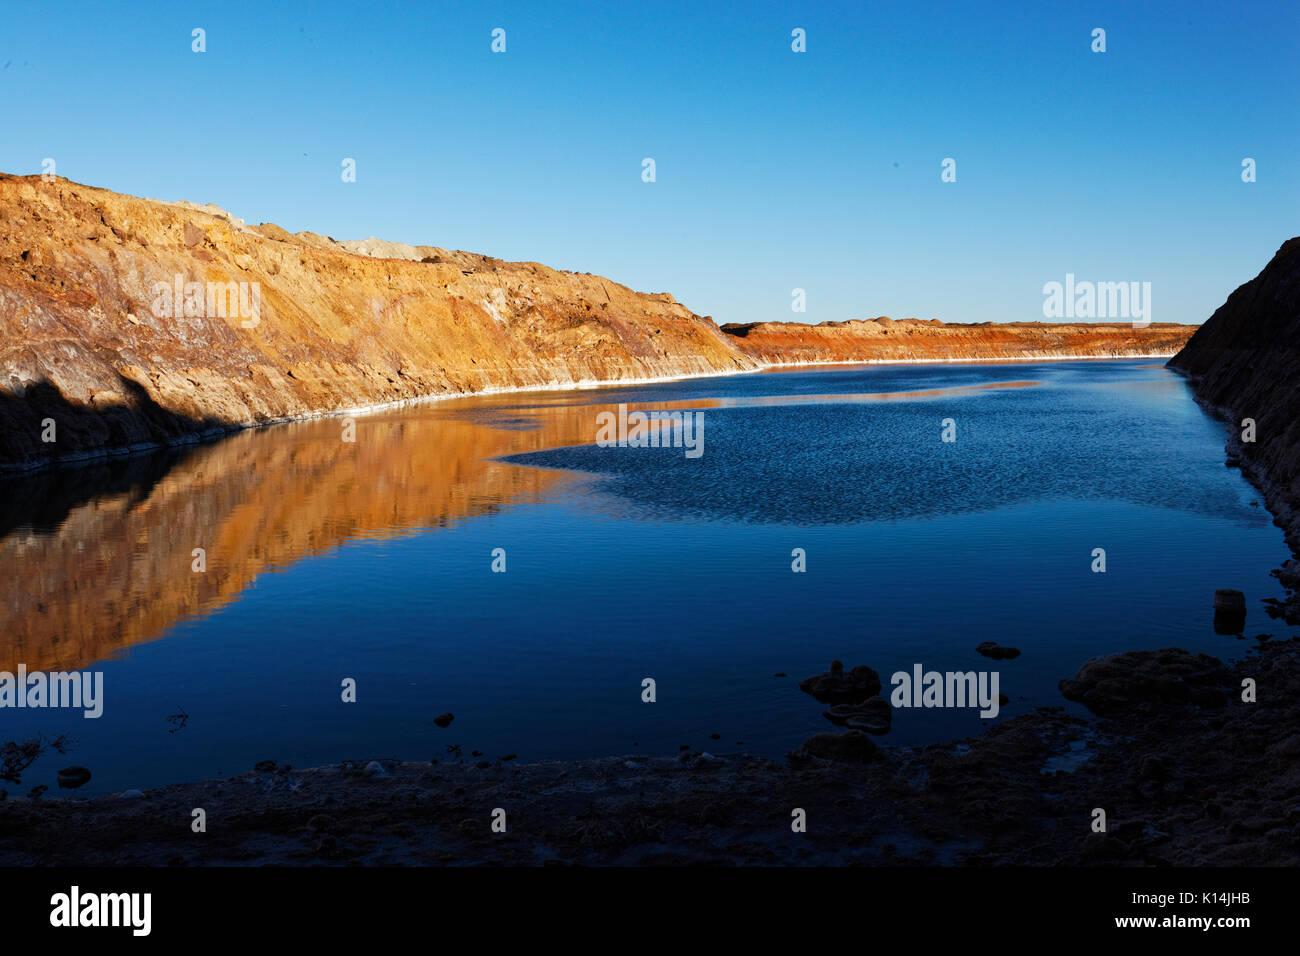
top-left (0, 360), bottom-right (1291, 794)
top-left (0, 377), bottom-right (1047, 672)
top-left (0, 392), bottom-right (649, 671)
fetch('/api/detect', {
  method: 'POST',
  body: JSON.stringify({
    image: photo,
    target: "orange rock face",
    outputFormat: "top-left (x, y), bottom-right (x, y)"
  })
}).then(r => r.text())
top-left (0, 175), bottom-right (753, 470)
top-left (723, 317), bottom-right (1195, 365)
top-left (0, 174), bottom-right (1196, 470)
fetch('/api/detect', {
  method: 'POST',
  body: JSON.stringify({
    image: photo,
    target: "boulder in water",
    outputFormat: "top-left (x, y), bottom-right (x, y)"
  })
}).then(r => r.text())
top-left (56, 766), bottom-right (91, 789)
top-left (1213, 589), bottom-right (1247, 634)
top-left (799, 660), bottom-right (882, 704)
top-left (1059, 648), bottom-right (1232, 717)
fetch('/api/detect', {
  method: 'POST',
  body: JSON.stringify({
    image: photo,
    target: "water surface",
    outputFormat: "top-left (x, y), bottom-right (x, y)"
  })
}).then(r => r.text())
top-left (0, 360), bottom-right (1289, 795)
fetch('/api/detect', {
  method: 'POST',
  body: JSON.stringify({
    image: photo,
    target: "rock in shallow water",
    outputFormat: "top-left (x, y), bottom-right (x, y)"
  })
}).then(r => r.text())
top-left (976, 641), bottom-right (1021, 660)
top-left (799, 660), bottom-right (882, 704)
top-left (1213, 589), bottom-right (1247, 634)
top-left (1214, 589), bottom-right (1247, 610)
top-left (56, 766), bottom-right (91, 789)
top-left (1058, 648), bottom-right (1232, 717)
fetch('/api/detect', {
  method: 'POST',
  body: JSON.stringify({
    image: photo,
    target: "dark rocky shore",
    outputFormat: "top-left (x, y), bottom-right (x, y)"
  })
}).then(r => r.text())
top-left (2, 239), bottom-right (1298, 867)
top-left (1, 639), bottom-right (1297, 866)
top-left (1169, 237), bottom-right (1300, 621)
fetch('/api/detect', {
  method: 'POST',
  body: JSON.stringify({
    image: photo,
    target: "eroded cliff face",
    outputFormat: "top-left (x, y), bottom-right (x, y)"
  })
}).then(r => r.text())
top-left (0, 174), bottom-right (1196, 471)
top-left (0, 175), bottom-right (752, 471)
top-left (1168, 237), bottom-right (1300, 560)
top-left (724, 317), bottom-right (1194, 365)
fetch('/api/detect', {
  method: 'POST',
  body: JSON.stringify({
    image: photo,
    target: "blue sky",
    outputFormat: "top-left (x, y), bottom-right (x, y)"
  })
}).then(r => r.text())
top-left (2, 0), bottom-right (1296, 326)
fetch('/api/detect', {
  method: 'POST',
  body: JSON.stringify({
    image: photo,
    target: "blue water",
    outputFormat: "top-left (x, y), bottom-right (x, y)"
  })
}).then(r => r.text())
top-left (0, 360), bottom-right (1291, 796)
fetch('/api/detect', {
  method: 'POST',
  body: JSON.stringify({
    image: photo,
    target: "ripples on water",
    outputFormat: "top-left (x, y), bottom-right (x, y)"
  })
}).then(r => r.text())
top-left (0, 360), bottom-right (1290, 793)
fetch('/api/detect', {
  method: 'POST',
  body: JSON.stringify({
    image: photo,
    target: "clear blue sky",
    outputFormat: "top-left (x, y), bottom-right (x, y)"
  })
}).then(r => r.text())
top-left (2, 0), bottom-right (1296, 326)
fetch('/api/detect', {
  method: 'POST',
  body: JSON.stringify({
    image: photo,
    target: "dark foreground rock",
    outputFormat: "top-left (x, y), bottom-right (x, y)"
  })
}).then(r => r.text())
top-left (799, 660), bottom-right (882, 704)
top-left (790, 731), bottom-right (881, 763)
top-left (823, 697), bottom-right (893, 734)
top-left (4, 640), bottom-right (1298, 866)
top-left (1058, 648), bottom-right (1234, 717)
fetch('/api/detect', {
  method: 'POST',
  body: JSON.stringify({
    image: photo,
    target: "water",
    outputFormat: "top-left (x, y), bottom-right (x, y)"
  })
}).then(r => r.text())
top-left (0, 359), bottom-right (1290, 796)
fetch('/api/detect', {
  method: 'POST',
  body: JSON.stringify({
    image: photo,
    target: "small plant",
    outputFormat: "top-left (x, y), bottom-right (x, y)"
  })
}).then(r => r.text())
top-left (1, 733), bottom-right (71, 784)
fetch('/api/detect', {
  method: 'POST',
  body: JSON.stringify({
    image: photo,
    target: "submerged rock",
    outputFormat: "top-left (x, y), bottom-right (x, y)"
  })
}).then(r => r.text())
top-left (799, 660), bottom-right (882, 704)
top-left (434, 713), bottom-right (455, 728)
top-left (823, 697), bottom-right (892, 734)
top-left (976, 642), bottom-right (1021, 660)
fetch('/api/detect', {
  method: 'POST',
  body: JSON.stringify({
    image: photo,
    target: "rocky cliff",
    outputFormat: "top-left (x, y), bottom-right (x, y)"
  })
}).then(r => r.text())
top-left (724, 317), bottom-right (1192, 365)
top-left (0, 174), bottom-right (1196, 472)
top-left (1168, 237), bottom-right (1300, 571)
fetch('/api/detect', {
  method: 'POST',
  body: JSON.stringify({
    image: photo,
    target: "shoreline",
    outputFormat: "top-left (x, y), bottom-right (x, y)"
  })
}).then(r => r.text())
top-left (1169, 366), bottom-right (1300, 603)
top-left (0, 350), bottom-right (1180, 479)
top-left (4, 637), bottom-right (1295, 866)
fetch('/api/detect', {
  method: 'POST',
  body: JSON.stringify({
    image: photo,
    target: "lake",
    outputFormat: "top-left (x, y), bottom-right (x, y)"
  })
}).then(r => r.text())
top-left (0, 359), bottom-right (1287, 795)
